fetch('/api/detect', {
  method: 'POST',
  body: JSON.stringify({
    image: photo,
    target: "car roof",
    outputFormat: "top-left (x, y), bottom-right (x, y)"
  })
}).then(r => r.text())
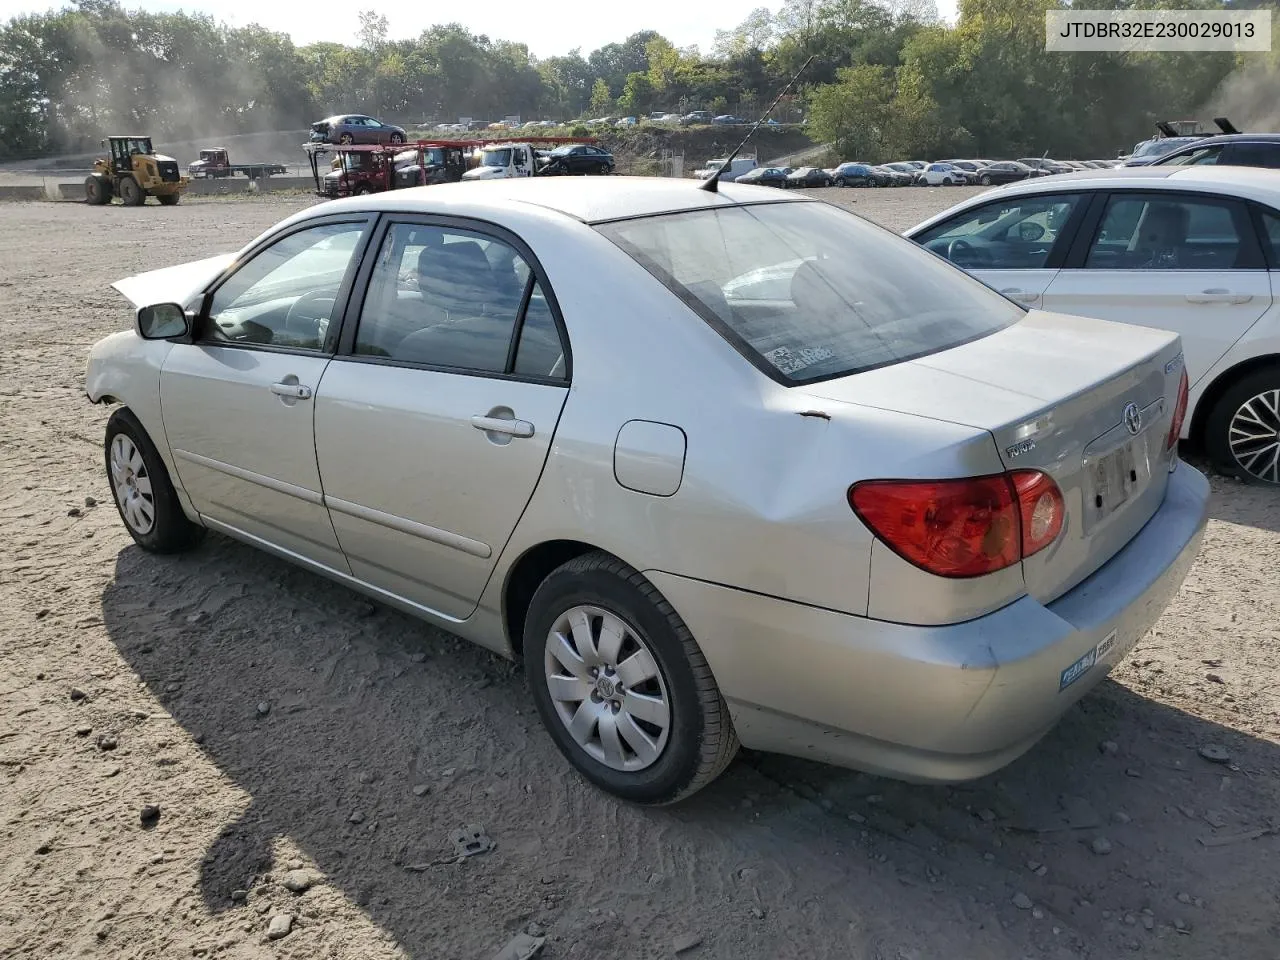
top-left (308, 175), bottom-right (812, 225)
top-left (905, 166), bottom-right (1280, 234)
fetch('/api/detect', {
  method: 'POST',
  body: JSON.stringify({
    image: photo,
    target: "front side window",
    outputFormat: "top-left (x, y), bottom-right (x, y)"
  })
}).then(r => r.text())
top-left (597, 202), bottom-right (1023, 384)
top-left (354, 223), bottom-right (565, 378)
top-left (914, 193), bottom-right (1083, 270)
top-left (1159, 144), bottom-right (1224, 166)
top-left (204, 222), bottom-right (365, 349)
top-left (1085, 193), bottom-right (1254, 270)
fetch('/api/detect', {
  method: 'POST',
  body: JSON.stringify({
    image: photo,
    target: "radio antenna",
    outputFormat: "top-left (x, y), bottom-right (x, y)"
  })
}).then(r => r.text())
top-left (700, 54), bottom-right (815, 193)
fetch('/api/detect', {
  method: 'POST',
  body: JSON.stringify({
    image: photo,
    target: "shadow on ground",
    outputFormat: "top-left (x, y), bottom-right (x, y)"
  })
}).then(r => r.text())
top-left (102, 535), bottom-right (1280, 959)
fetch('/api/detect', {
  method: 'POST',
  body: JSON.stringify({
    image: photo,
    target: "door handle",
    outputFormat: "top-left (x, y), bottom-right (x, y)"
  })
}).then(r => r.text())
top-left (1185, 288), bottom-right (1252, 304)
top-left (1000, 287), bottom-right (1040, 304)
top-left (471, 415), bottom-right (534, 438)
top-left (270, 381), bottom-right (313, 400)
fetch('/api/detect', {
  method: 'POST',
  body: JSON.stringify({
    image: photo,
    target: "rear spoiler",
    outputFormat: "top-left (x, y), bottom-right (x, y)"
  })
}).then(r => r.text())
top-left (1155, 121), bottom-right (1179, 138)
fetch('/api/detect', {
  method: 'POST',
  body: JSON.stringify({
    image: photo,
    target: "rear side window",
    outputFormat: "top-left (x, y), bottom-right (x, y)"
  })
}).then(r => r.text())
top-left (1225, 142), bottom-right (1280, 169)
top-left (1259, 209), bottom-right (1280, 264)
top-left (596, 202), bottom-right (1023, 384)
top-left (1085, 193), bottom-right (1258, 270)
top-left (1159, 144), bottom-right (1224, 166)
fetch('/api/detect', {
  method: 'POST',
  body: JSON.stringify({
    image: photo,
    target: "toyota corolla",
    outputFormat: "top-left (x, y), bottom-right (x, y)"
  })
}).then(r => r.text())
top-left (87, 178), bottom-right (1209, 804)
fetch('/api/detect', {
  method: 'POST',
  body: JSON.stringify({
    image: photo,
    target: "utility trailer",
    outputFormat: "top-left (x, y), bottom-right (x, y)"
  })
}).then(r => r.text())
top-left (187, 148), bottom-right (288, 180)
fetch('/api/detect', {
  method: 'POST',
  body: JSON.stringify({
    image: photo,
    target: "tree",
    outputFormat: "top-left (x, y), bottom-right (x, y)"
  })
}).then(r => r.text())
top-left (617, 71), bottom-right (655, 114)
top-left (357, 11), bottom-right (388, 50)
top-left (805, 64), bottom-right (892, 158)
top-left (587, 77), bottom-right (613, 115)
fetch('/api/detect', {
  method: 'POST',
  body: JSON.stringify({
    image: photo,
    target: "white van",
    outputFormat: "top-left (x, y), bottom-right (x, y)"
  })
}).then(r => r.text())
top-left (695, 156), bottom-right (759, 180)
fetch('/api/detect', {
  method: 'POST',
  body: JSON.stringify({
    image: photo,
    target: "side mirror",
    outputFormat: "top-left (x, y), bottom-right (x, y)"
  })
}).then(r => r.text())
top-left (136, 302), bottom-right (190, 340)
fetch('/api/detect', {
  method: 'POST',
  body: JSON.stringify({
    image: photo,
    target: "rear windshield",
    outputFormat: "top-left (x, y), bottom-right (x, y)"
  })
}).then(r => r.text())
top-left (595, 201), bottom-right (1023, 383)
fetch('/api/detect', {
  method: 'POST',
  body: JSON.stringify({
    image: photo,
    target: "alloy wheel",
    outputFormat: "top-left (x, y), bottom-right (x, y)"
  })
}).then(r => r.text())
top-left (1228, 388), bottom-right (1280, 484)
top-left (109, 434), bottom-right (156, 534)
top-left (543, 604), bottom-right (671, 772)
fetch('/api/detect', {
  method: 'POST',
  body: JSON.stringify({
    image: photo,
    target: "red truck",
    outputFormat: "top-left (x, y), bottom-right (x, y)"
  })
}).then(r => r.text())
top-left (187, 148), bottom-right (288, 180)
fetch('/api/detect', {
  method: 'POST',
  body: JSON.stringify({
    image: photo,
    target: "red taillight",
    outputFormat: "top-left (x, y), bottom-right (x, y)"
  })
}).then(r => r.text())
top-left (1011, 469), bottom-right (1064, 557)
top-left (849, 470), bottom-right (1064, 579)
top-left (1166, 367), bottom-right (1189, 451)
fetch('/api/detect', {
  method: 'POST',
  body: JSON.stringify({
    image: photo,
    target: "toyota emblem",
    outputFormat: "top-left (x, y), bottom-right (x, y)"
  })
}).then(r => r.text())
top-left (1123, 402), bottom-right (1142, 435)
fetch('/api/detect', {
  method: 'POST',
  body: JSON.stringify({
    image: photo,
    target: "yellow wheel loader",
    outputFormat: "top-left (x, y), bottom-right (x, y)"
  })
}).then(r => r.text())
top-left (84, 136), bottom-right (189, 206)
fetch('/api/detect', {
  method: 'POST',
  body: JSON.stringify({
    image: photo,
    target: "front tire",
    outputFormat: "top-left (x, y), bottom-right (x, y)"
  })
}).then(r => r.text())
top-left (118, 176), bottom-right (145, 206)
top-left (1205, 368), bottom-right (1280, 486)
top-left (105, 408), bottom-right (206, 553)
top-left (339, 134), bottom-right (354, 145)
top-left (980, 174), bottom-right (992, 185)
top-left (525, 551), bottom-right (739, 804)
top-left (85, 175), bottom-right (110, 205)
top-left (390, 133), bottom-right (404, 144)
top-left (835, 177), bottom-right (846, 187)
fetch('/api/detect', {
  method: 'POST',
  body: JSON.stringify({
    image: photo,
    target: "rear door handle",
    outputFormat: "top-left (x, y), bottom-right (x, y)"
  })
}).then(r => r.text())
top-left (270, 381), bottom-right (313, 400)
top-left (471, 415), bottom-right (534, 438)
top-left (1000, 287), bottom-right (1040, 304)
top-left (1185, 288), bottom-right (1252, 304)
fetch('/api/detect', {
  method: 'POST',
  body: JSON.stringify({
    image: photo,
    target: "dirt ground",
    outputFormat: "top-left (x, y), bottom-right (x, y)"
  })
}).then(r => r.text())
top-left (2, 188), bottom-right (1278, 960)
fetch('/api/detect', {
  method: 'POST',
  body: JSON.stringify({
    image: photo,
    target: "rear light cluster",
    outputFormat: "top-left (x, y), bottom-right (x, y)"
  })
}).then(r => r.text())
top-left (1167, 367), bottom-right (1189, 451)
top-left (849, 470), bottom-right (1065, 579)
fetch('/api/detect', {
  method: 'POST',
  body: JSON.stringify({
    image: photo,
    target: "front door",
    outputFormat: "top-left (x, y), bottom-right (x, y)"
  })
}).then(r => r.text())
top-left (1042, 191), bottom-right (1273, 386)
top-left (160, 217), bottom-right (372, 570)
top-left (314, 219), bottom-right (570, 620)
top-left (909, 192), bottom-right (1089, 308)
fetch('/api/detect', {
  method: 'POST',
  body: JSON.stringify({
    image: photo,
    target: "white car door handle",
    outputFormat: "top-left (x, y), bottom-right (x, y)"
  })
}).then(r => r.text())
top-left (471, 415), bottom-right (534, 438)
top-left (270, 381), bottom-right (313, 400)
top-left (1000, 287), bottom-right (1040, 303)
top-left (1185, 289), bottom-right (1252, 304)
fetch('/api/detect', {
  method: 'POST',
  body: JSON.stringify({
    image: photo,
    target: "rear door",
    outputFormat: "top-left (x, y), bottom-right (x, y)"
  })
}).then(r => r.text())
top-left (313, 218), bottom-right (570, 620)
top-left (1042, 190), bottom-right (1273, 386)
top-left (910, 192), bottom-right (1090, 307)
top-left (1221, 141), bottom-right (1280, 169)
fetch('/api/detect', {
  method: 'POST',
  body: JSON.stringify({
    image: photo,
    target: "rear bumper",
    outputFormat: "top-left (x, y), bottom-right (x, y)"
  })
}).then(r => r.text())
top-left (648, 464), bottom-right (1210, 783)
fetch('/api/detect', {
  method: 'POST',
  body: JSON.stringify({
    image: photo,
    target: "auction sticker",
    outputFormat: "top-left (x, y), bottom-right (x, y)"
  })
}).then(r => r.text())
top-left (1060, 631), bottom-right (1119, 692)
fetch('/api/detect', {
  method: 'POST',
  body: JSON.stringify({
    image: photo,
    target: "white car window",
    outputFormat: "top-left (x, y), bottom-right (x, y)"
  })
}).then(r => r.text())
top-left (914, 194), bottom-right (1083, 269)
top-left (598, 202), bottom-right (1023, 383)
top-left (204, 223), bottom-right (364, 350)
top-left (1085, 194), bottom-right (1250, 270)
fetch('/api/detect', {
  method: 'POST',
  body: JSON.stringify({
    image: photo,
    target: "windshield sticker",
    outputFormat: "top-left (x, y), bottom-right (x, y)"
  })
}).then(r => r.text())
top-left (764, 345), bottom-right (836, 375)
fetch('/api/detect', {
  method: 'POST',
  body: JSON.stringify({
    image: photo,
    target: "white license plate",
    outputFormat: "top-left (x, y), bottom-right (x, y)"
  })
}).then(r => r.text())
top-left (1089, 441), bottom-right (1140, 522)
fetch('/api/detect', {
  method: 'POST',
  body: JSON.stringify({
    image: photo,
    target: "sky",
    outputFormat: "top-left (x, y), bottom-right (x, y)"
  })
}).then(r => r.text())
top-left (0, 0), bottom-right (960, 57)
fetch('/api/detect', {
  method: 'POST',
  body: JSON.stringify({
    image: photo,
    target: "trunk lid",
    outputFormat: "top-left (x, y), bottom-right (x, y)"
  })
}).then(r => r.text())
top-left (799, 309), bottom-right (1184, 603)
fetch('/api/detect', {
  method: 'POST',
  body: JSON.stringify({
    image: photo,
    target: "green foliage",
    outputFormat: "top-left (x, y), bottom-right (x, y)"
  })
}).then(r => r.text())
top-left (0, 0), bottom-right (1248, 162)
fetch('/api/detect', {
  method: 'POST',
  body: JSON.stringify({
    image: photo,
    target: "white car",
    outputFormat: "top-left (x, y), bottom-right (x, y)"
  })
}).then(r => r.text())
top-left (87, 178), bottom-right (1207, 803)
top-left (906, 166), bottom-right (1280, 485)
top-left (921, 162), bottom-right (972, 186)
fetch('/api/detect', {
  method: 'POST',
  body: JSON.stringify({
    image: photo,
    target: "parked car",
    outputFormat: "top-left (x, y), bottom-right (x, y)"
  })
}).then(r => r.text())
top-left (1019, 158), bottom-right (1074, 176)
top-left (874, 165), bottom-right (916, 187)
top-left (712, 115), bottom-right (748, 125)
top-left (970, 160), bottom-right (1040, 185)
top-left (681, 110), bottom-right (713, 125)
top-left (941, 160), bottom-right (986, 180)
top-left (884, 161), bottom-right (923, 183)
top-left (921, 162), bottom-right (972, 186)
top-left (734, 166), bottom-right (789, 187)
top-left (905, 166), bottom-right (1280, 484)
top-left (831, 162), bottom-right (878, 187)
top-left (91, 176), bottom-right (1207, 804)
top-left (310, 115), bottom-right (407, 146)
top-left (785, 166), bottom-right (833, 188)
top-left (1146, 133), bottom-right (1280, 170)
top-left (539, 144), bottom-right (615, 175)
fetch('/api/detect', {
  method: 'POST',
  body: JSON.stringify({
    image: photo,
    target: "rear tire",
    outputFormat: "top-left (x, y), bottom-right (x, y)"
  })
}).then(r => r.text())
top-left (1205, 368), bottom-right (1280, 486)
top-left (156, 193), bottom-right (180, 206)
top-left (104, 408), bottom-right (206, 554)
top-left (118, 176), bottom-right (145, 206)
top-left (524, 551), bottom-right (739, 805)
top-left (390, 133), bottom-right (404, 144)
top-left (835, 177), bottom-right (846, 187)
top-left (85, 175), bottom-right (110, 205)
top-left (339, 134), bottom-right (354, 145)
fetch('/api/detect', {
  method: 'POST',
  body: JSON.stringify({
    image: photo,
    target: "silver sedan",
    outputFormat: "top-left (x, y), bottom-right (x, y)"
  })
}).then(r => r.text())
top-left (87, 178), bottom-right (1210, 804)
